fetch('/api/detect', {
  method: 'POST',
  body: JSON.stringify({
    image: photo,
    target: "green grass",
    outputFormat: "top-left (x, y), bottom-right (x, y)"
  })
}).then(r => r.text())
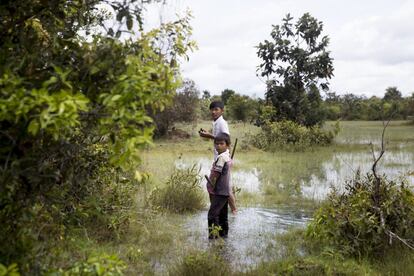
top-left (44, 120), bottom-right (414, 275)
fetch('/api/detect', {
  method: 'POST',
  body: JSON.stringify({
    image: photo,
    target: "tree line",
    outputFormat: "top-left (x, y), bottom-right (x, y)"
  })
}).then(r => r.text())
top-left (155, 81), bottom-right (414, 135)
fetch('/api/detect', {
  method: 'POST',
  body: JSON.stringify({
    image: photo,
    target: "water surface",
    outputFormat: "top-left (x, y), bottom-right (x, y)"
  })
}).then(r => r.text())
top-left (184, 207), bottom-right (311, 270)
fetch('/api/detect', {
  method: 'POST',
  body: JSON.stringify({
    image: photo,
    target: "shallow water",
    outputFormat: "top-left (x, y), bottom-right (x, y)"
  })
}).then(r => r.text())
top-left (184, 207), bottom-right (311, 270)
top-left (175, 157), bottom-right (261, 193)
top-left (176, 148), bottom-right (414, 201)
top-left (169, 122), bottom-right (414, 271)
top-left (300, 150), bottom-right (414, 199)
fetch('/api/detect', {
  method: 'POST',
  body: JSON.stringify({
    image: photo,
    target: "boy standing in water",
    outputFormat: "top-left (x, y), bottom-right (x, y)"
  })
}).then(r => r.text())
top-left (207, 133), bottom-right (234, 238)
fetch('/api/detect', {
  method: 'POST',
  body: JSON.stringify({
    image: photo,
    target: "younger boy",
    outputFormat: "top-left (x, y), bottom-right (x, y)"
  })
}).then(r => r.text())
top-left (207, 133), bottom-right (237, 238)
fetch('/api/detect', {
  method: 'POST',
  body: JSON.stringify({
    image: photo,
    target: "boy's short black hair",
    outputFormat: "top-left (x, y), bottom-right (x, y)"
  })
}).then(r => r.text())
top-left (209, 101), bottom-right (224, 110)
top-left (214, 133), bottom-right (231, 146)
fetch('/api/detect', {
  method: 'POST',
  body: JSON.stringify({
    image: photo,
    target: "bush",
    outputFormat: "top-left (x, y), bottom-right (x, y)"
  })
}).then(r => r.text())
top-left (149, 165), bottom-right (205, 213)
top-left (306, 172), bottom-right (414, 257)
top-left (170, 251), bottom-right (230, 276)
top-left (50, 254), bottom-right (126, 275)
top-left (0, 263), bottom-right (19, 276)
top-left (249, 120), bottom-right (338, 151)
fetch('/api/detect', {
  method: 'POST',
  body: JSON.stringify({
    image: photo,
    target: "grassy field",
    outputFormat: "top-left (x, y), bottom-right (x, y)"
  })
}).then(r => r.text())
top-left (57, 120), bottom-right (414, 275)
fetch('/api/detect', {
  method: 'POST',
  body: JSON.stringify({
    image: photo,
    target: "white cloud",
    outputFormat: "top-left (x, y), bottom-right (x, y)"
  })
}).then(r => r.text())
top-left (143, 0), bottom-right (414, 97)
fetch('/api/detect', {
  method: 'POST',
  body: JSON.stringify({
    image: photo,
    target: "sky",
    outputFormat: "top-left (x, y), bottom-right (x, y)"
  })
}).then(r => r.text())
top-left (142, 0), bottom-right (414, 98)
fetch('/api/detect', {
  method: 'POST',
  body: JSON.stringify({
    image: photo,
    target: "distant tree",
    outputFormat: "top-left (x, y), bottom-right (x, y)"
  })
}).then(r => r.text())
top-left (325, 92), bottom-right (340, 103)
top-left (226, 94), bottom-right (258, 123)
top-left (365, 96), bottom-right (383, 120)
top-left (202, 90), bottom-right (211, 100)
top-left (153, 79), bottom-right (200, 136)
top-left (257, 13), bottom-right (334, 126)
top-left (200, 90), bottom-right (212, 120)
top-left (221, 89), bottom-right (236, 105)
top-left (340, 94), bottom-right (364, 120)
top-left (407, 93), bottom-right (414, 122)
top-left (382, 87), bottom-right (403, 119)
top-left (383, 87), bottom-right (402, 102)
top-left (255, 100), bottom-right (277, 126)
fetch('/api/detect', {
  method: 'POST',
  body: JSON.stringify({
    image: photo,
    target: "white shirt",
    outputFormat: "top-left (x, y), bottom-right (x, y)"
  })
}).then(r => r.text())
top-left (212, 115), bottom-right (229, 160)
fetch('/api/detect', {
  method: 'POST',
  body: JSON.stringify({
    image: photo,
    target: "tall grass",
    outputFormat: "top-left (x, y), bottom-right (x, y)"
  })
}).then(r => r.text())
top-left (149, 164), bottom-right (205, 213)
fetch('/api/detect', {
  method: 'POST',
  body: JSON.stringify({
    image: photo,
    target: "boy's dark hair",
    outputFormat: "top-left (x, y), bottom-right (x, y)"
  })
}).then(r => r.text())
top-left (209, 101), bottom-right (224, 110)
top-left (214, 133), bottom-right (231, 146)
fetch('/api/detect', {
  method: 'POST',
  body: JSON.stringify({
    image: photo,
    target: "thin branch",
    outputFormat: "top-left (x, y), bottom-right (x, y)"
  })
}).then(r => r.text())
top-left (386, 230), bottom-right (414, 250)
top-left (371, 115), bottom-right (394, 184)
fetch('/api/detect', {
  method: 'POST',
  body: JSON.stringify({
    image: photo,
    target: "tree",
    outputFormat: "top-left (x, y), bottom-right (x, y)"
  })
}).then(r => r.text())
top-left (382, 87), bottom-right (403, 119)
top-left (202, 90), bottom-right (211, 100)
top-left (226, 94), bottom-right (258, 123)
top-left (153, 79), bottom-right (200, 136)
top-left (0, 0), bottom-right (195, 270)
top-left (383, 87), bottom-right (402, 102)
top-left (257, 13), bottom-right (334, 126)
top-left (200, 90), bottom-right (212, 120)
top-left (340, 94), bottom-right (365, 120)
top-left (221, 89), bottom-right (236, 105)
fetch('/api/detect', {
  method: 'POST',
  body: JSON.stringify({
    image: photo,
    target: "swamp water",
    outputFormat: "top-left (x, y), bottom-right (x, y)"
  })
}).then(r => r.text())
top-left (175, 138), bottom-right (413, 269)
top-left (184, 207), bottom-right (310, 271)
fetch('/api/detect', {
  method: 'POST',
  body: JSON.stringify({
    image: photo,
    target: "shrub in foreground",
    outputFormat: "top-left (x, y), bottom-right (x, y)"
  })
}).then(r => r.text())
top-left (307, 172), bottom-right (414, 257)
top-left (149, 165), bottom-right (205, 213)
top-left (170, 251), bottom-right (230, 276)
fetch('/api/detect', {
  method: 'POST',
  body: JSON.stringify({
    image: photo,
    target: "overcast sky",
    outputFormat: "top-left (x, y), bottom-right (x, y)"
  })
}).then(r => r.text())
top-left (143, 0), bottom-right (414, 98)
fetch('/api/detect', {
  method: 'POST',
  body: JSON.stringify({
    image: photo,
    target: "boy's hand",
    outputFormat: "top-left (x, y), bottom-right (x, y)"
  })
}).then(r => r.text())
top-left (199, 128), bottom-right (211, 138)
top-left (231, 208), bottom-right (237, 215)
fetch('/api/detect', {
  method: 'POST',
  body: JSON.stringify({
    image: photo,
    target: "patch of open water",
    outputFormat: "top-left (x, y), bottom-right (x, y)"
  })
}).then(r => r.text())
top-left (184, 207), bottom-right (311, 270)
top-left (301, 151), bottom-right (414, 200)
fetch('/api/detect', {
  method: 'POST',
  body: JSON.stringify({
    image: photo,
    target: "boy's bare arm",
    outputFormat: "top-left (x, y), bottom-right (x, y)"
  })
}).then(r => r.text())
top-left (199, 128), bottom-right (214, 139)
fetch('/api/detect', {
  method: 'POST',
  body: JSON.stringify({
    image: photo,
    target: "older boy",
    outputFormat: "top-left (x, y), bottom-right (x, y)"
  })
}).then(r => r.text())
top-left (198, 101), bottom-right (229, 160)
top-left (207, 133), bottom-right (233, 238)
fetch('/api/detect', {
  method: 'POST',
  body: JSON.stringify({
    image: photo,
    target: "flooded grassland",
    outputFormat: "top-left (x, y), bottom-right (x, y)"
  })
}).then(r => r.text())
top-left (137, 120), bottom-right (414, 273)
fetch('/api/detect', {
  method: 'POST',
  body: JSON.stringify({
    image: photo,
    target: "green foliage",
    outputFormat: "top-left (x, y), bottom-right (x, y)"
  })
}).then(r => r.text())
top-left (383, 87), bottom-right (402, 102)
top-left (226, 93), bottom-right (258, 123)
top-left (249, 120), bottom-right (338, 151)
top-left (149, 165), bottom-right (205, 213)
top-left (323, 90), bottom-right (414, 121)
top-left (50, 254), bottom-right (126, 276)
top-left (257, 13), bottom-right (333, 126)
top-left (0, 263), bottom-right (19, 276)
top-left (220, 89), bottom-right (235, 105)
top-left (171, 251), bottom-right (230, 276)
top-left (307, 172), bottom-right (414, 257)
top-left (152, 79), bottom-right (200, 137)
top-left (0, 0), bottom-right (195, 273)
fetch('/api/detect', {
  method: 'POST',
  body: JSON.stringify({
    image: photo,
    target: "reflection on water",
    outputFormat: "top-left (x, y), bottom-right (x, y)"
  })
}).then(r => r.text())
top-left (176, 149), bottom-right (414, 202)
top-left (175, 158), bottom-right (260, 193)
top-left (184, 207), bottom-right (310, 270)
top-left (301, 151), bottom-right (414, 199)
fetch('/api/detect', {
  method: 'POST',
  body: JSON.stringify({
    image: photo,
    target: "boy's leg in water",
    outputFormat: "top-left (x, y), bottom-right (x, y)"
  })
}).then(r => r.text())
top-left (218, 200), bottom-right (229, 237)
top-left (208, 195), bottom-right (228, 239)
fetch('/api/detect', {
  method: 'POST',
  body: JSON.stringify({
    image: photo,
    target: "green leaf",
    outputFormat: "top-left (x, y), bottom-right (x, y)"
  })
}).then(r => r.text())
top-left (27, 120), bottom-right (40, 135)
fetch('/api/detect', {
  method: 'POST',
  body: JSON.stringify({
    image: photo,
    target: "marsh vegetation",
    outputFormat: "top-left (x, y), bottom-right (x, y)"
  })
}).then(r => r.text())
top-left (2, 1), bottom-right (414, 274)
top-left (122, 120), bottom-right (414, 275)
